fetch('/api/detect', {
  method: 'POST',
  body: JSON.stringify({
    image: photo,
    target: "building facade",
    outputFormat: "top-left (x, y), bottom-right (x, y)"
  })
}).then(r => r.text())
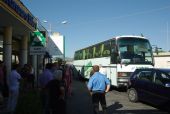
top-left (0, 0), bottom-right (37, 77)
top-left (154, 52), bottom-right (170, 68)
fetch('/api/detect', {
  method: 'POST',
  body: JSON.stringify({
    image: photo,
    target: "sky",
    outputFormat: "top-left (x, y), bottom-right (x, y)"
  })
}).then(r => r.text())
top-left (21, 0), bottom-right (170, 58)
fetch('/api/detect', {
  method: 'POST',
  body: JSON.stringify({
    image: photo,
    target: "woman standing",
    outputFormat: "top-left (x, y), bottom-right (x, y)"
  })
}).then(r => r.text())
top-left (64, 64), bottom-right (72, 97)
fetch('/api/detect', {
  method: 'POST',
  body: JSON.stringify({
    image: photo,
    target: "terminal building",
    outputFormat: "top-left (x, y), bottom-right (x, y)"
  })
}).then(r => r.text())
top-left (0, 0), bottom-right (65, 81)
top-left (0, 0), bottom-right (37, 77)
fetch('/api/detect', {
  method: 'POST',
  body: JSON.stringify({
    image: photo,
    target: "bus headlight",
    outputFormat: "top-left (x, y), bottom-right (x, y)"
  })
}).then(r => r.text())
top-left (118, 72), bottom-right (131, 77)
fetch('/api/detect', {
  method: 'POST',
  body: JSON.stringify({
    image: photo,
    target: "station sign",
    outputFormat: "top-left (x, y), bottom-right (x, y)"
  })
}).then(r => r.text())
top-left (30, 46), bottom-right (46, 55)
top-left (30, 30), bottom-right (46, 55)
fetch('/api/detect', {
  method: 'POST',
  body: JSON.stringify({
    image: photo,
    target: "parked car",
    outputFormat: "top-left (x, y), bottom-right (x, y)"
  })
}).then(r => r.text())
top-left (127, 68), bottom-right (170, 109)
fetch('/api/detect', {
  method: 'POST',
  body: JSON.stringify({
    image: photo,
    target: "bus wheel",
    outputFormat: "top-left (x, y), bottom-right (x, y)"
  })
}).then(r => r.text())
top-left (127, 88), bottom-right (138, 102)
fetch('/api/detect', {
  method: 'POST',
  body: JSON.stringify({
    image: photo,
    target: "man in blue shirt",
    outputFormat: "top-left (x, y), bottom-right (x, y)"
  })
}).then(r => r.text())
top-left (87, 65), bottom-right (110, 114)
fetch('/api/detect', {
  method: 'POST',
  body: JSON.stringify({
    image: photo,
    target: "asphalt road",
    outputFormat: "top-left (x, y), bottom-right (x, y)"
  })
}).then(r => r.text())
top-left (66, 79), bottom-right (169, 114)
top-left (105, 88), bottom-right (169, 114)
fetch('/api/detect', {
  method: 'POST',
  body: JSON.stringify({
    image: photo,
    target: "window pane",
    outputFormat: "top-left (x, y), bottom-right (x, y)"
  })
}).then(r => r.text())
top-left (89, 47), bottom-right (93, 58)
top-left (94, 44), bottom-right (102, 58)
top-left (138, 71), bottom-right (153, 81)
top-left (102, 41), bottom-right (111, 57)
top-left (111, 39), bottom-right (117, 64)
top-left (117, 38), bottom-right (153, 64)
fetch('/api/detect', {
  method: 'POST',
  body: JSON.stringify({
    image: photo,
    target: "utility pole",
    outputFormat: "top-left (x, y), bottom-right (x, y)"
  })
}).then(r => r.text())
top-left (155, 46), bottom-right (158, 55)
top-left (167, 22), bottom-right (169, 51)
top-left (152, 45), bottom-right (162, 55)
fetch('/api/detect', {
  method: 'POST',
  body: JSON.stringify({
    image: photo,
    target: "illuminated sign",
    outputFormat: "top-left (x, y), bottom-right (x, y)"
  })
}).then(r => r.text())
top-left (30, 30), bottom-right (46, 55)
top-left (30, 30), bottom-right (46, 46)
top-left (3, 0), bottom-right (37, 28)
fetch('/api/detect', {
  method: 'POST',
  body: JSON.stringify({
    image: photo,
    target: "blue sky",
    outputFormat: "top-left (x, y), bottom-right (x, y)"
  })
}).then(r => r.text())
top-left (21, 0), bottom-right (170, 58)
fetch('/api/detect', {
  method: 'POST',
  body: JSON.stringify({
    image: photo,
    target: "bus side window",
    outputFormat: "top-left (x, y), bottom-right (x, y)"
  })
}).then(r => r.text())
top-left (94, 44), bottom-right (102, 58)
top-left (97, 51), bottom-right (101, 57)
top-left (111, 40), bottom-right (117, 64)
top-left (88, 47), bottom-right (93, 59)
top-left (93, 47), bottom-right (95, 58)
top-left (82, 49), bottom-right (86, 60)
top-left (85, 49), bottom-right (88, 59)
top-left (79, 51), bottom-right (81, 60)
top-left (76, 52), bottom-right (78, 60)
top-left (95, 52), bottom-right (99, 57)
top-left (102, 41), bottom-right (111, 57)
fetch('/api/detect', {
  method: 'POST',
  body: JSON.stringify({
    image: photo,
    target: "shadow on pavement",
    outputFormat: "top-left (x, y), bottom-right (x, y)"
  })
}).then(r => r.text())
top-left (105, 101), bottom-right (169, 114)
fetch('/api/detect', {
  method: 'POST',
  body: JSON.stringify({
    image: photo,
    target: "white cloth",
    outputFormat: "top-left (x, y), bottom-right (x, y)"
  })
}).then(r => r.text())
top-left (99, 67), bottom-right (107, 76)
top-left (8, 70), bottom-right (21, 90)
top-left (7, 88), bottom-right (19, 112)
top-left (8, 70), bottom-right (21, 112)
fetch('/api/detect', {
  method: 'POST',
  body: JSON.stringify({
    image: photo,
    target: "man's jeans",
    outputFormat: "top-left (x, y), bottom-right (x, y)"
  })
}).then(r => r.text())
top-left (92, 92), bottom-right (107, 114)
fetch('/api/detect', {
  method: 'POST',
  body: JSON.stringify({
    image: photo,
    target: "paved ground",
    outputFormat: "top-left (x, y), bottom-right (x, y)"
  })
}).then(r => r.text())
top-left (66, 79), bottom-right (94, 114)
top-left (0, 76), bottom-right (168, 114)
top-left (105, 89), bottom-right (169, 114)
top-left (66, 78), bottom-right (169, 114)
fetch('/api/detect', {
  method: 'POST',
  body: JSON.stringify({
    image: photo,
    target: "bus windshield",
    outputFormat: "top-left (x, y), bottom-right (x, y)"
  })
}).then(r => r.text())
top-left (117, 37), bottom-right (153, 65)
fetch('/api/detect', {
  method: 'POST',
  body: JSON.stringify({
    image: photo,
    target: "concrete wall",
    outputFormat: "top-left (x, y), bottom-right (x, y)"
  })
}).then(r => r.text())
top-left (154, 52), bottom-right (170, 68)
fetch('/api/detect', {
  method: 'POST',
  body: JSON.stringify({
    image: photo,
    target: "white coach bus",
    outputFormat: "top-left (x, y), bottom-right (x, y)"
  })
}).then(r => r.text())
top-left (73, 35), bottom-right (154, 87)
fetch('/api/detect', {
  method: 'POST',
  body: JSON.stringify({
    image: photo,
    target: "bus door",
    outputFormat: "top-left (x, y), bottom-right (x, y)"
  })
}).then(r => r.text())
top-left (108, 65), bottom-right (117, 86)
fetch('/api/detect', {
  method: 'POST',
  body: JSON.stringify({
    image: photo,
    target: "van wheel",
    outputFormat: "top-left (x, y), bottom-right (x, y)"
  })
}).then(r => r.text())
top-left (127, 88), bottom-right (138, 102)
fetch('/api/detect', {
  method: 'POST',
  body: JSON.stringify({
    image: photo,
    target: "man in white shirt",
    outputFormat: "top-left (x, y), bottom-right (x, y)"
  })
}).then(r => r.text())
top-left (7, 64), bottom-right (22, 114)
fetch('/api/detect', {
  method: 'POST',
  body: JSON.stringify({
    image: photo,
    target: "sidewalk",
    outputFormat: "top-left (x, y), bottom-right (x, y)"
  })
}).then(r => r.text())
top-left (66, 79), bottom-right (94, 114)
top-left (0, 78), bottom-right (94, 114)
